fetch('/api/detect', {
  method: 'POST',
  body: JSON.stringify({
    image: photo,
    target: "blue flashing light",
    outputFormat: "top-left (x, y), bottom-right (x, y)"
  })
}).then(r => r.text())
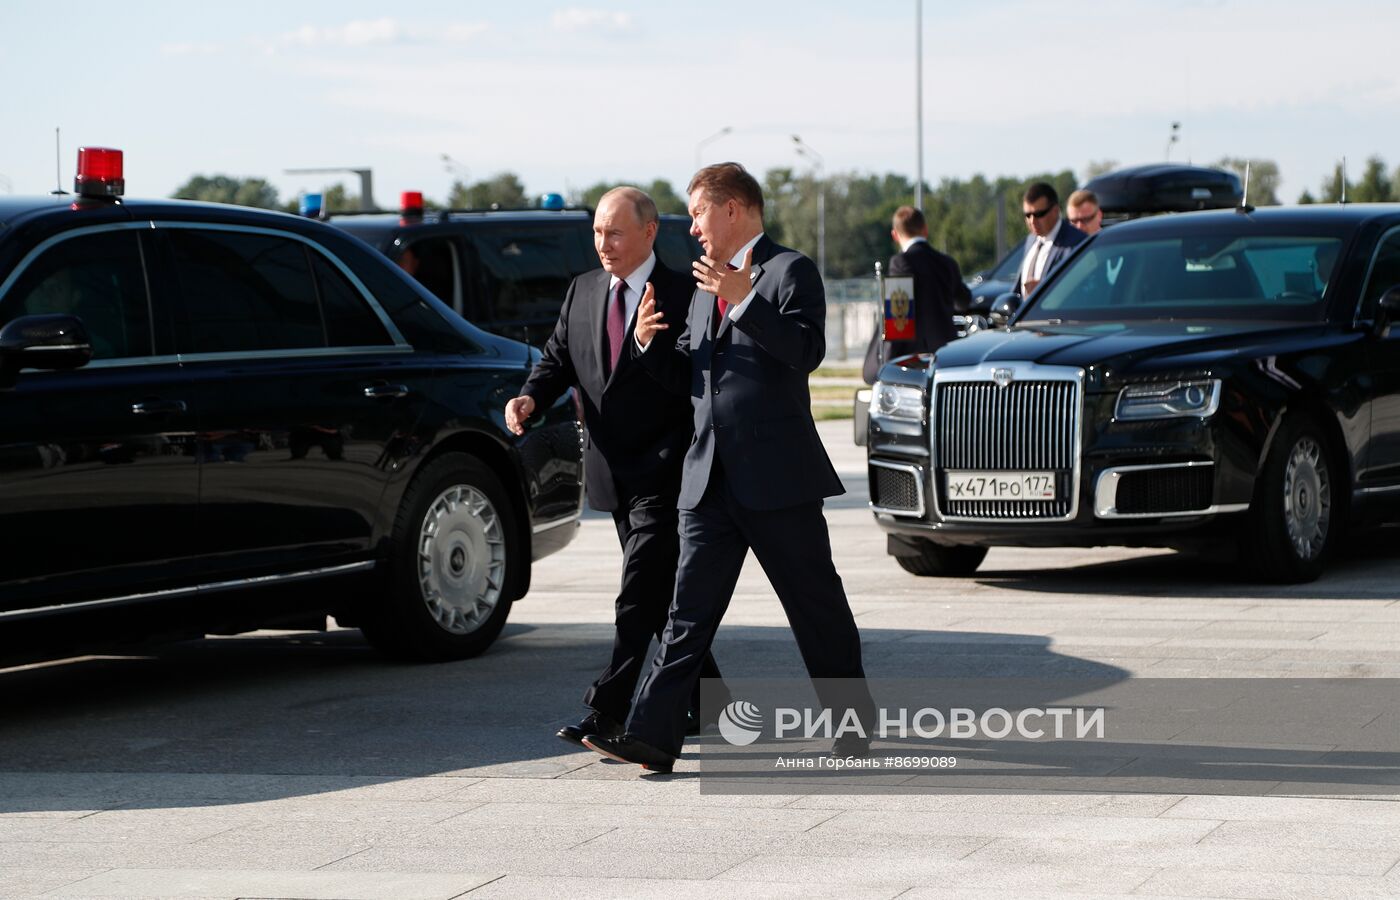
top-left (300, 192), bottom-right (324, 217)
top-left (539, 192), bottom-right (566, 210)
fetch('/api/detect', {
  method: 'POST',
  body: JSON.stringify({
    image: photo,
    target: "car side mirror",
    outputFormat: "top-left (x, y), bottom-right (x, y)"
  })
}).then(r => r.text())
top-left (988, 292), bottom-right (1022, 327)
top-left (1376, 286), bottom-right (1400, 338)
top-left (0, 314), bottom-right (94, 372)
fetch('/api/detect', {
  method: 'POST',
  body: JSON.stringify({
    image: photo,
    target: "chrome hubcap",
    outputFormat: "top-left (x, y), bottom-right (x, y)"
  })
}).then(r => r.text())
top-left (1282, 436), bottom-right (1330, 561)
top-left (417, 485), bottom-right (505, 635)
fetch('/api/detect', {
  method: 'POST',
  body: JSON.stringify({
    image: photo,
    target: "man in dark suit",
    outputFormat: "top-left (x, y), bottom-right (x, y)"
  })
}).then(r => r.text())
top-left (862, 205), bottom-right (971, 384)
top-left (505, 187), bottom-right (723, 747)
top-left (1015, 181), bottom-right (1087, 296)
top-left (582, 163), bottom-right (875, 773)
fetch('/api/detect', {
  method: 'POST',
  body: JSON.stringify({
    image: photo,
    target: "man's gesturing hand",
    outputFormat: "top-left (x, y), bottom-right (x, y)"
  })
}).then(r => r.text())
top-left (693, 248), bottom-right (753, 300)
top-left (633, 282), bottom-right (666, 348)
top-left (505, 395), bottom-right (535, 436)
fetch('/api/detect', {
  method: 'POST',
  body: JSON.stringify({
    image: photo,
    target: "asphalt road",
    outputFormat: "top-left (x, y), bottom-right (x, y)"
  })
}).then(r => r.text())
top-left (2, 420), bottom-right (1398, 898)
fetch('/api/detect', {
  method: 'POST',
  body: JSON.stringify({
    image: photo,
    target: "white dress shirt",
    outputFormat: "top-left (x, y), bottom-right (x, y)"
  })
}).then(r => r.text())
top-left (1022, 218), bottom-right (1062, 286)
top-left (897, 234), bottom-right (929, 253)
top-left (608, 250), bottom-right (656, 333)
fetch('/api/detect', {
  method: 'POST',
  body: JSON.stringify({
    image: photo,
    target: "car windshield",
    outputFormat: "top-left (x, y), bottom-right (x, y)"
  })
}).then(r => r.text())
top-left (1021, 232), bottom-right (1344, 323)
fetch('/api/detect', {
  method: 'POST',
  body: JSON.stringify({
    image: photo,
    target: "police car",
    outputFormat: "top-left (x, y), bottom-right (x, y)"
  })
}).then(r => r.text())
top-left (326, 192), bottom-right (701, 345)
top-left (0, 148), bottom-right (583, 661)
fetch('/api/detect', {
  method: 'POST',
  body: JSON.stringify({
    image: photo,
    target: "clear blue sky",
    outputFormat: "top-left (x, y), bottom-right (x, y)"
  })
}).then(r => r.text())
top-left (2, 1), bottom-right (1394, 206)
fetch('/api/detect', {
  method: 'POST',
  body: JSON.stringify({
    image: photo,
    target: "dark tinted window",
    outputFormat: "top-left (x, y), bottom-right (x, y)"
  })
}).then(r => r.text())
top-left (398, 237), bottom-right (458, 312)
top-left (464, 224), bottom-right (595, 333)
top-left (1025, 234), bottom-right (1342, 323)
top-left (0, 230), bottom-right (153, 359)
top-left (656, 219), bottom-right (702, 273)
top-left (168, 229), bottom-right (322, 352)
top-left (311, 253), bottom-right (393, 346)
top-left (1361, 231), bottom-right (1400, 320)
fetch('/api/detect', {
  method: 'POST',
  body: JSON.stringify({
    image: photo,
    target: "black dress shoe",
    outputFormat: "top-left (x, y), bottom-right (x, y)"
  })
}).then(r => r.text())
top-left (684, 709), bottom-right (701, 736)
top-left (581, 733), bottom-right (677, 774)
top-left (831, 734), bottom-right (871, 759)
top-left (556, 711), bottom-right (622, 747)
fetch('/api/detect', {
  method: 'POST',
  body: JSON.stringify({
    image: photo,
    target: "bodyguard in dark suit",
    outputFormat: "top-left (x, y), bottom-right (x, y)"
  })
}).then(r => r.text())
top-left (862, 205), bottom-right (971, 384)
top-left (1014, 181), bottom-right (1087, 296)
top-left (505, 187), bottom-right (722, 746)
top-left (582, 163), bottom-right (874, 773)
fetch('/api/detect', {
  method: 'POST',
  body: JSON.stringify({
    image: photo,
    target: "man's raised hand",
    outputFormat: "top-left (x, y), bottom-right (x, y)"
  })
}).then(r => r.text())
top-left (505, 394), bottom-right (535, 435)
top-left (633, 281), bottom-right (666, 348)
top-left (693, 247), bottom-right (753, 300)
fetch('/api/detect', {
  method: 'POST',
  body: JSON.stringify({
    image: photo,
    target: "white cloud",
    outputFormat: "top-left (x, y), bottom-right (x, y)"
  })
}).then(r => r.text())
top-left (160, 41), bottom-right (221, 56)
top-left (261, 18), bottom-right (488, 53)
top-left (549, 8), bottom-right (633, 33)
top-left (280, 18), bottom-right (405, 48)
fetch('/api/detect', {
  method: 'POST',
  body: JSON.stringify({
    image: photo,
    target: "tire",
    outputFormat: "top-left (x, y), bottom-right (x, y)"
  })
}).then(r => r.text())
top-left (361, 452), bottom-right (519, 661)
top-left (1240, 415), bottom-right (1335, 584)
top-left (894, 541), bottom-right (988, 577)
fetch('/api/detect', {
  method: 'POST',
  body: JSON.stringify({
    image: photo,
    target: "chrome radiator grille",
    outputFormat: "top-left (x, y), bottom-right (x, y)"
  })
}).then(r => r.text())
top-left (934, 376), bottom-right (1080, 520)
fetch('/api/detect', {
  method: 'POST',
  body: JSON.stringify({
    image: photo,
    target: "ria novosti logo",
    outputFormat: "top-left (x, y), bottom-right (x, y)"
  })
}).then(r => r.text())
top-left (717, 700), bottom-right (763, 746)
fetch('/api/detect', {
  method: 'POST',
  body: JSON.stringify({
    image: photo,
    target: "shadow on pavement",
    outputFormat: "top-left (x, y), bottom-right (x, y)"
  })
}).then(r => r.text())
top-left (0, 623), bottom-right (1128, 812)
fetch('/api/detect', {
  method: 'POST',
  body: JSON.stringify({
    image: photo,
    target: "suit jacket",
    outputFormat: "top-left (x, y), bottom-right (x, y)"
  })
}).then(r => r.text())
top-left (522, 258), bottom-right (694, 512)
top-left (635, 235), bottom-right (844, 511)
top-left (1014, 221), bottom-right (1087, 295)
top-left (862, 240), bottom-right (970, 383)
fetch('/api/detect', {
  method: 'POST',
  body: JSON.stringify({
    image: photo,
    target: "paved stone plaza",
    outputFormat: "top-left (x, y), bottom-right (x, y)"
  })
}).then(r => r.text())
top-left (1, 420), bottom-right (1398, 899)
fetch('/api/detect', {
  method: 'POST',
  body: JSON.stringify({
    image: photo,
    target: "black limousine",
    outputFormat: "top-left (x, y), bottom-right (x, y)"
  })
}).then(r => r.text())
top-left (868, 204), bottom-right (1400, 583)
top-left (0, 148), bottom-right (583, 660)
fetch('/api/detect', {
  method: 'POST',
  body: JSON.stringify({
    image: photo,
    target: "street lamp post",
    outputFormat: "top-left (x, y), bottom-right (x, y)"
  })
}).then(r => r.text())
top-left (791, 135), bottom-right (826, 283)
top-left (915, 0), bottom-right (924, 211)
top-left (695, 126), bottom-right (733, 172)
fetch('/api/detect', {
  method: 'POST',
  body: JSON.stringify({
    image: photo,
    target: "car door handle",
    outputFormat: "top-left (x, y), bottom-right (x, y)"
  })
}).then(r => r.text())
top-left (130, 399), bottom-right (188, 416)
top-left (363, 383), bottom-right (410, 400)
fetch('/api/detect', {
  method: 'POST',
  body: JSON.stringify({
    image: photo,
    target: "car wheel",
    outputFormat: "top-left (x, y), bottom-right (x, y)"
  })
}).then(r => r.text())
top-left (1242, 416), bottom-right (1334, 583)
top-left (362, 452), bottom-right (518, 661)
top-left (894, 541), bottom-right (988, 576)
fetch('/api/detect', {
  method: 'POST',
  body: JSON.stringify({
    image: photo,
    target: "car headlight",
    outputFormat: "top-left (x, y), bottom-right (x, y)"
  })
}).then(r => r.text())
top-left (1115, 379), bottom-right (1221, 420)
top-left (872, 381), bottom-right (924, 420)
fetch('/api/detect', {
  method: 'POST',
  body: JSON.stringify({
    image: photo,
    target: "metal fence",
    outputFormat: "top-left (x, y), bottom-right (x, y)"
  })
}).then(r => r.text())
top-left (825, 276), bottom-right (880, 364)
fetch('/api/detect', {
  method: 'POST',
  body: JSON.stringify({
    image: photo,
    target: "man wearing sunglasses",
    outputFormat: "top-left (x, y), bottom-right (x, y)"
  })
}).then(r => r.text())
top-left (1015, 181), bottom-right (1087, 295)
top-left (1066, 189), bottom-right (1103, 235)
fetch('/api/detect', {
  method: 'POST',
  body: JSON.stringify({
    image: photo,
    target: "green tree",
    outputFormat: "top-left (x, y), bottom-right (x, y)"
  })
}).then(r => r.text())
top-left (1213, 157), bottom-right (1281, 206)
top-left (1297, 189), bottom-right (1317, 205)
top-left (321, 183), bottom-right (361, 213)
top-left (448, 172), bottom-right (527, 209)
top-left (172, 175), bottom-right (281, 210)
top-left (575, 178), bottom-right (688, 214)
top-left (1351, 156), bottom-right (1392, 202)
top-left (1319, 162), bottom-right (1350, 203)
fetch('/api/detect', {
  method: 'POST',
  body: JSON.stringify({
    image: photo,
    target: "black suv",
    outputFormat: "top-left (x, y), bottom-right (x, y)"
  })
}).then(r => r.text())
top-left (0, 151), bottom-right (583, 660)
top-left (869, 204), bottom-right (1400, 583)
top-left (329, 207), bottom-right (701, 345)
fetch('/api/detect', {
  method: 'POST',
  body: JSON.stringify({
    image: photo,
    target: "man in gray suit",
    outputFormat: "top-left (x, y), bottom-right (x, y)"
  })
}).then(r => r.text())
top-left (1015, 181), bottom-right (1087, 295)
top-left (581, 163), bottom-right (874, 773)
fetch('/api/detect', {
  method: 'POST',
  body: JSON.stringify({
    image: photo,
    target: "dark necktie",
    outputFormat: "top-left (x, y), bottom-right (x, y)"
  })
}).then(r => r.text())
top-left (1025, 239), bottom-right (1046, 287)
top-left (605, 279), bottom-right (627, 376)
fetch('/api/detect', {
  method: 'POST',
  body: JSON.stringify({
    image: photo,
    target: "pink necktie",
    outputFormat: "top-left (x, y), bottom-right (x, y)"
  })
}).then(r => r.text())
top-left (606, 280), bottom-right (626, 375)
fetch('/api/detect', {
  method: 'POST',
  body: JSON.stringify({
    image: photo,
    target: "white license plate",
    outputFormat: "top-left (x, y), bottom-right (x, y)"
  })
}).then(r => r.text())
top-left (945, 471), bottom-right (1057, 501)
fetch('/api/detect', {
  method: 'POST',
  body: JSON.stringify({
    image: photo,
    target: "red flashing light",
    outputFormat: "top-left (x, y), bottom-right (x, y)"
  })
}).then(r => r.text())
top-left (75, 147), bottom-right (125, 199)
top-left (400, 191), bottom-right (424, 216)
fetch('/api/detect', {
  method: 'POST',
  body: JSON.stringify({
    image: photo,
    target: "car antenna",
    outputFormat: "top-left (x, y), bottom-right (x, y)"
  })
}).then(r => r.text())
top-left (1340, 156), bottom-right (1348, 205)
top-left (1235, 161), bottom-right (1255, 214)
top-left (50, 127), bottom-right (68, 196)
